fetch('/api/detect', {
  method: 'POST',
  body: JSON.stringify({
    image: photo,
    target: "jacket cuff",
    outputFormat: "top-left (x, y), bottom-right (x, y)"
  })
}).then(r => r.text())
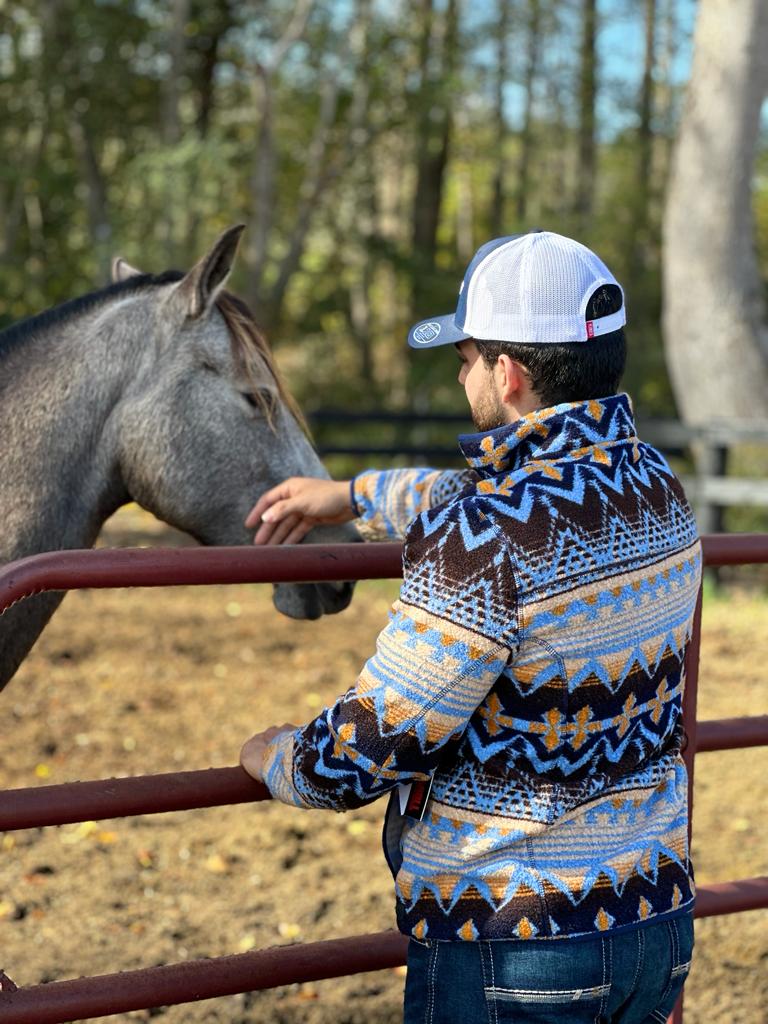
top-left (263, 730), bottom-right (307, 808)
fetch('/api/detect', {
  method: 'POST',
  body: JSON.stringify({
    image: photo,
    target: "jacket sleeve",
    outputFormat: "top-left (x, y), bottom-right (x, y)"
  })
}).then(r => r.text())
top-left (351, 468), bottom-right (477, 541)
top-left (263, 501), bottom-right (518, 811)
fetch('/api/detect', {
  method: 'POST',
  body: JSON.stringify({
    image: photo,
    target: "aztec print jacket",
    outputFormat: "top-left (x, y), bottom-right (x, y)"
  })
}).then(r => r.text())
top-left (264, 393), bottom-right (702, 943)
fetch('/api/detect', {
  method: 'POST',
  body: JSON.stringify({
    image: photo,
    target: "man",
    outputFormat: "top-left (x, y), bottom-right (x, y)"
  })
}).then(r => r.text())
top-left (241, 231), bottom-right (700, 1023)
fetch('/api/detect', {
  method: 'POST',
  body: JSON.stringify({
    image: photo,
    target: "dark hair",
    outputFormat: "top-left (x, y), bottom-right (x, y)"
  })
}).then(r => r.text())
top-left (474, 285), bottom-right (626, 407)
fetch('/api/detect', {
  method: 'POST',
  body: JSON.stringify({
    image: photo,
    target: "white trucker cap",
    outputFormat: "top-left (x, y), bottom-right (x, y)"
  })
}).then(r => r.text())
top-left (407, 230), bottom-right (626, 349)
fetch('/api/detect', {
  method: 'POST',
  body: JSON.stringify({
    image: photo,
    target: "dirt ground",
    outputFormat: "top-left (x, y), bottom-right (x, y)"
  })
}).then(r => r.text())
top-left (1, 507), bottom-right (766, 1023)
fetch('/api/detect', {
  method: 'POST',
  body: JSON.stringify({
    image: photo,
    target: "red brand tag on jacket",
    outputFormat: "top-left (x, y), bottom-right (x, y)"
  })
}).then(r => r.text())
top-left (397, 776), bottom-right (434, 821)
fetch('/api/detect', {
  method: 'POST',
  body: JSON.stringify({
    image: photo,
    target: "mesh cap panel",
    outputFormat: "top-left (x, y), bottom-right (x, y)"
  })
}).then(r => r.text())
top-left (462, 232), bottom-right (625, 344)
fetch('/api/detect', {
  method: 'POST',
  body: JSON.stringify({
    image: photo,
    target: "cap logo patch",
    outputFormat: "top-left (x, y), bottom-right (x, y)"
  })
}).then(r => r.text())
top-left (413, 321), bottom-right (442, 345)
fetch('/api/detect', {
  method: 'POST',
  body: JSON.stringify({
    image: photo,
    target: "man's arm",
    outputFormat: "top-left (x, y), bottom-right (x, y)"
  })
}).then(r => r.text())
top-left (351, 468), bottom-right (476, 540)
top-left (241, 505), bottom-right (518, 810)
top-left (246, 468), bottom-right (477, 544)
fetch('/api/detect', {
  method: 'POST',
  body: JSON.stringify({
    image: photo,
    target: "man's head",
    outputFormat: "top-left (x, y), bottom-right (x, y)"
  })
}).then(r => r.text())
top-left (408, 231), bottom-right (627, 430)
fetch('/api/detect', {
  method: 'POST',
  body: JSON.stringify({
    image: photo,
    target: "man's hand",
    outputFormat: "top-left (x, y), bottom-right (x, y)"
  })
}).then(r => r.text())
top-left (245, 477), bottom-right (355, 545)
top-left (240, 723), bottom-right (298, 783)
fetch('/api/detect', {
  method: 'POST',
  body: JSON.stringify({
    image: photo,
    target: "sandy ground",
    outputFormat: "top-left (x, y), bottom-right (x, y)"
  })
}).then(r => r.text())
top-left (1, 507), bottom-right (766, 1023)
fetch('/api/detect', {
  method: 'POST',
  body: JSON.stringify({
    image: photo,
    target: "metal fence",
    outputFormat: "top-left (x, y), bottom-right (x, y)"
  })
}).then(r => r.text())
top-left (0, 538), bottom-right (767, 1024)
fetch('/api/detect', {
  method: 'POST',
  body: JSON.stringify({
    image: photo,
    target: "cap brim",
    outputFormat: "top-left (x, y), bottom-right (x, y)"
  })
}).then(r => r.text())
top-left (407, 314), bottom-right (471, 350)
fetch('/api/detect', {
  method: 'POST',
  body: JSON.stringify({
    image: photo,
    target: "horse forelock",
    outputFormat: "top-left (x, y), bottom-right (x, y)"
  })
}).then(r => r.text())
top-left (216, 291), bottom-right (310, 438)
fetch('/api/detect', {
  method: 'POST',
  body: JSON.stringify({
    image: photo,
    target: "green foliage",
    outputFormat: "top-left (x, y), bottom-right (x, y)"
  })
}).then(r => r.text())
top-left (0, 0), bottom-right (763, 431)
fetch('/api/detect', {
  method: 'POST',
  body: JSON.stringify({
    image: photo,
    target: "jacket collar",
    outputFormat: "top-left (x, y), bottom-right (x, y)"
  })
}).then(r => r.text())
top-left (458, 393), bottom-right (636, 478)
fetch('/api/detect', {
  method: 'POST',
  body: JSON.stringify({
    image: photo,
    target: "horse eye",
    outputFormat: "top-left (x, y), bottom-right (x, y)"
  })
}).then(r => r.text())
top-left (201, 360), bottom-right (218, 374)
top-left (242, 391), bottom-right (260, 410)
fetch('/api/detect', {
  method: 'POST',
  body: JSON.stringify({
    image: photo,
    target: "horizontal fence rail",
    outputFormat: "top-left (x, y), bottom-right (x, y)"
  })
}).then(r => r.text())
top-left (1, 534), bottom-right (767, 1024)
top-left (0, 932), bottom-right (411, 1024)
top-left (0, 543), bottom-right (404, 612)
top-left (1, 535), bottom-right (767, 614)
top-left (0, 767), bottom-right (268, 831)
top-left (2, 715), bottom-right (766, 831)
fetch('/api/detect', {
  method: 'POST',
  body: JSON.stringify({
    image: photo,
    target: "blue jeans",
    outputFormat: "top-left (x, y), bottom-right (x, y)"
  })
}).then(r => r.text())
top-left (403, 913), bottom-right (693, 1024)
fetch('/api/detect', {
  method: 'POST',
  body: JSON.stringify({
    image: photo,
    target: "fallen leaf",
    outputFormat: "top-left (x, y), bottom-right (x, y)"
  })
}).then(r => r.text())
top-left (204, 853), bottom-right (228, 874)
top-left (61, 821), bottom-right (99, 845)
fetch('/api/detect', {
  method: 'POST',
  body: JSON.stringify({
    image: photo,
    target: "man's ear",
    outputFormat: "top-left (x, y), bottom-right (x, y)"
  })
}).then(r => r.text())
top-left (495, 354), bottom-right (527, 403)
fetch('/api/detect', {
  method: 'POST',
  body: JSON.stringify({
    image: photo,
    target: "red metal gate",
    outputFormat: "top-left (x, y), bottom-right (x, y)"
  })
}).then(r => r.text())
top-left (0, 537), bottom-right (766, 1024)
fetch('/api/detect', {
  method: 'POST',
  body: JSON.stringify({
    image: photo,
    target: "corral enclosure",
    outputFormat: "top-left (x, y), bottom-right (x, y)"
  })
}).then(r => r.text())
top-left (1, 508), bottom-right (766, 1024)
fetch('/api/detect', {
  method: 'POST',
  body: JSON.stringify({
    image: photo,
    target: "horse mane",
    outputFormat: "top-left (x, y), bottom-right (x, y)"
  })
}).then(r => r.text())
top-left (214, 290), bottom-right (310, 437)
top-left (0, 271), bottom-right (185, 358)
top-left (0, 273), bottom-right (310, 438)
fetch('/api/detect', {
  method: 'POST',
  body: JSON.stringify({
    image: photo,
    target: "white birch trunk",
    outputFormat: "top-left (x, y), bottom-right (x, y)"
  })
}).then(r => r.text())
top-left (662, 0), bottom-right (768, 423)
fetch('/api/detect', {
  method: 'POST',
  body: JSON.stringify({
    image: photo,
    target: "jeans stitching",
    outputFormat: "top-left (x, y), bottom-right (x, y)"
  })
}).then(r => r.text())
top-left (426, 941), bottom-right (438, 1024)
top-left (479, 943), bottom-right (494, 1024)
top-left (671, 959), bottom-right (692, 978)
top-left (490, 985), bottom-right (611, 1001)
top-left (479, 942), bottom-right (489, 991)
top-left (629, 925), bottom-right (644, 996)
top-left (604, 937), bottom-right (613, 1020)
top-left (487, 945), bottom-right (498, 1024)
top-left (659, 920), bottom-right (679, 1009)
top-left (594, 938), bottom-right (607, 1024)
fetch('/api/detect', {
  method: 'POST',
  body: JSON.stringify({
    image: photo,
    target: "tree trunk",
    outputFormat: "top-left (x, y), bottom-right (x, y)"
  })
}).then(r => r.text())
top-left (574, 0), bottom-right (597, 225)
top-left (265, 75), bottom-right (341, 327)
top-left (411, 0), bottom-right (459, 275)
top-left (69, 114), bottom-right (112, 279)
top-left (195, 0), bottom-right (231, 139)
top-left (244, 0), bottom-right (315, 310)
top-left (628, 0), bottom-right (656, 279)
top-left (656, 0), bottom-right (678, 189)
top-left (662, 0), bottom-right (768, 424)
top-left (515, 0), bottom-right (541, 224)
top-left (489, 0), bottom-right (510, 237)
top-left (162, 0), bottom-right (189, 145)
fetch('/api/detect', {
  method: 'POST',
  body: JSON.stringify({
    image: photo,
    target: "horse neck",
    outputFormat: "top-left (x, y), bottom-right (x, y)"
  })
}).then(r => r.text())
top-left (0, 304), bottom-right (133, 564)
top-left (0, 304), bottom-right (138, 692)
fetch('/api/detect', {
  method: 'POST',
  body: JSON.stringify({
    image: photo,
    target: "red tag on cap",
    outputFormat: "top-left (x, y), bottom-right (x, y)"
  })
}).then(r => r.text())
top-left (586, 320), bottom-right (595, 338)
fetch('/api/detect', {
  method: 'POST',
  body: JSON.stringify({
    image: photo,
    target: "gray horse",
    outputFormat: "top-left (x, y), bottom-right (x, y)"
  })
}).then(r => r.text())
top-left (0, 225), bottom-right (356, 692)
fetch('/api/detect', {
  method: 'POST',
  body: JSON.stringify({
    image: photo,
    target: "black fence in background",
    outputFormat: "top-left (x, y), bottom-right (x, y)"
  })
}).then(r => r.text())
top-left (307, 409), bottom-right (768, 535)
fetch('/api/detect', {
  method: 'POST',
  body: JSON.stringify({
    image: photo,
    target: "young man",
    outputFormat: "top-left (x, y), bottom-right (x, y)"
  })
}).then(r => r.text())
top-left (241, 231), bottom-right (700, 1023)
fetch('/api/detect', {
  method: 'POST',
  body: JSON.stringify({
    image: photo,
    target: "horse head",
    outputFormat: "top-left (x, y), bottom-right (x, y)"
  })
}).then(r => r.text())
top-left (111, 225), bottom-right (356, 619)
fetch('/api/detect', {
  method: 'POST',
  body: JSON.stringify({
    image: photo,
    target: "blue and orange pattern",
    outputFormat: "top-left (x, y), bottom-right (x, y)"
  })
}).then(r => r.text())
top-left (264, 393), bottom-right (701, 942)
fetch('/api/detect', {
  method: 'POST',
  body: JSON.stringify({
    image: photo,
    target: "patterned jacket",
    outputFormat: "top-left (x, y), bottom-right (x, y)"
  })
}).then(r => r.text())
top-left (264, 393), bottom-right (702, 942)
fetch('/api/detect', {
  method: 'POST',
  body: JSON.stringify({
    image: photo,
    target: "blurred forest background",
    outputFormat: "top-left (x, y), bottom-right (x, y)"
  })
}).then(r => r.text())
top-left (0, 0), bottom-right (766, 419)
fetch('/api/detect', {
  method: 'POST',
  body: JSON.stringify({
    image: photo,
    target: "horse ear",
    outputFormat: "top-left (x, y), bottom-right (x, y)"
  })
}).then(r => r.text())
top-left (175, 224), bottom-right (246, 320)
top-left (112, 257), bottom-right (143, 282)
